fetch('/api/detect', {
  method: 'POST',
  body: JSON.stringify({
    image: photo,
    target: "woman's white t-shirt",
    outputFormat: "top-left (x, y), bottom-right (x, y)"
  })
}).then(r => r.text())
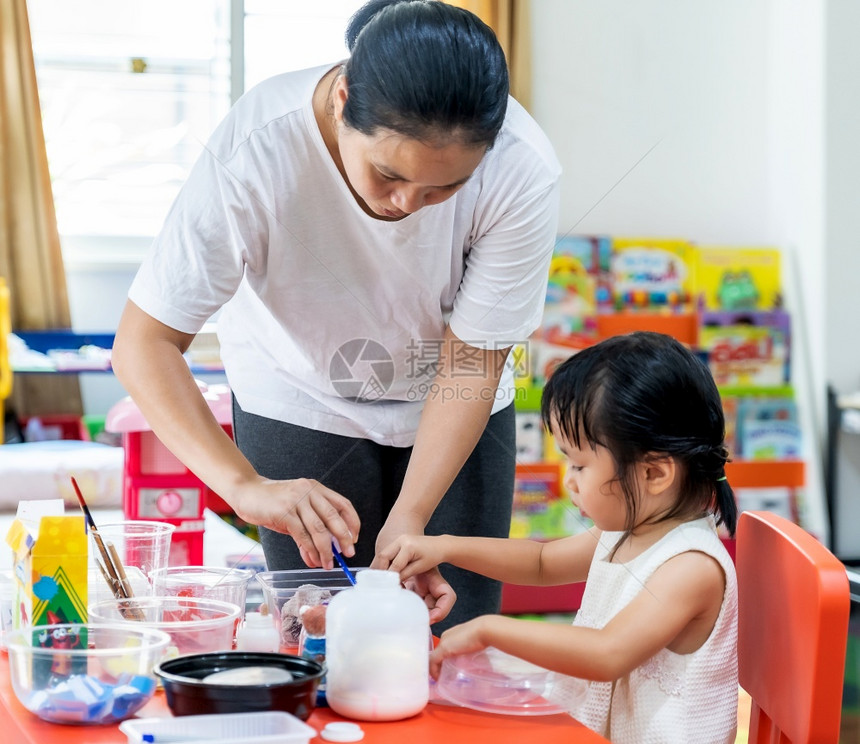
top-left (129, 64), bottom-right (561, 446)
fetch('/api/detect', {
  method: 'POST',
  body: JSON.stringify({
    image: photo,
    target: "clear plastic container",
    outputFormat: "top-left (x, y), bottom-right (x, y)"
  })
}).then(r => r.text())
top-left (435, 646), bottom-right (580, 716)
top-left (89, 595), bottom-right (241, 657)
top-left (6, 623), bottom-right (171, 724)
top-left (120, 710), bottom-right (316, 743)
top-left (0, 570), bottom-right (15, 650)
top-left (325, 569), bottom-right (429, 721)
top-left (255, 568), bottom-right (365, 651)
top-left (151, 565), bottom-right (255, 611)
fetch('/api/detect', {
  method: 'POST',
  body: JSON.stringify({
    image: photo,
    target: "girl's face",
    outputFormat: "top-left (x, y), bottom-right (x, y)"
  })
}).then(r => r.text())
top-left (337, 126), bottom-right (485, 219)
top-left (551, 423), bottom-right (629, 532)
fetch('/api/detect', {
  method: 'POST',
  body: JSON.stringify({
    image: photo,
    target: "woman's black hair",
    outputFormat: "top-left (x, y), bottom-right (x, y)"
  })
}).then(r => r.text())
top-left (343, 0), bottom-right (509, 147)
top-left (540, 332), bottom-right (737, 545)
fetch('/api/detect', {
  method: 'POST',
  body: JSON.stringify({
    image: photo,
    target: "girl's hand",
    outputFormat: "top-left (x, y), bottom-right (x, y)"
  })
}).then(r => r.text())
top-left (374, 534), bottom-right (447, 579)
top-left (429, 616), bottom-right (490, 679)
top-left (230, 476), bottom-right (360, 570)
top-left (373, 536), bottom-right (456, 623)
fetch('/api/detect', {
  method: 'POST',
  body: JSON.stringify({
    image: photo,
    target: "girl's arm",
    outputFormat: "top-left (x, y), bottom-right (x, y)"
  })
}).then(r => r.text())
top-left (378, 528), bottom-right (601, 587)
top-left (430, 548), bottom-right (727, 681)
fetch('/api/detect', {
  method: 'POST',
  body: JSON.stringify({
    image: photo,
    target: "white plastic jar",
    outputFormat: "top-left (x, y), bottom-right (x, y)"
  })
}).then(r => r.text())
top-left (325, 569), bottom-right (429, 721)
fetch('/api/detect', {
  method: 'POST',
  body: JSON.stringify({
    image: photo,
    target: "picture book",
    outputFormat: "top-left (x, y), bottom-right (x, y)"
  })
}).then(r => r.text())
top-left (695, 246), bottom-right (782, 311)
top-left (528, 336), bottom-right (587, 388)
top-left (610, 237), bottom-right (696, 310)
top-left (734, 487), bottom-right (801, 525)
top-left (543, 254), bottom-right (598, 340)
top-left (510, 464), bottom-right (562, 540)
top-left (699, 309), bottom-right (791, 384)
top-left (720, 394), bottom-right (740, 458)
top-left (736, 397), bottom-right (801, 460)
top-left (553, 235), bottom-right (613, 309)
top-left (515, 411), bottom-right (544, 463)
top-left (699, 321), bottom-right (790, 387)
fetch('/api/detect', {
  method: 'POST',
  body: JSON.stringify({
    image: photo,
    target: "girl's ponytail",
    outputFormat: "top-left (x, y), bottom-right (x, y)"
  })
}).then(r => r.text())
top-left (714, 474), bottom-right (738, 537)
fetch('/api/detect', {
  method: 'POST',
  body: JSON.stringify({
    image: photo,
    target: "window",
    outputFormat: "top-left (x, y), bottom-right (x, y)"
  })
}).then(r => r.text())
top-left (27, 0), bottom-right (363, 259)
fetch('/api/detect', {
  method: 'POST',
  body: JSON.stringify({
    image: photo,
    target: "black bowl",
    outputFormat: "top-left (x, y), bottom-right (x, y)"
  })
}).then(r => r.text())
top-left (154, 651), bottom-right (324, 720)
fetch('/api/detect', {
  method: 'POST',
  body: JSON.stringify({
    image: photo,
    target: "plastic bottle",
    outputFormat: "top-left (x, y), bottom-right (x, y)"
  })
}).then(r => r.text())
top-left (325, 569), bottom-right (430, 721)
top-left (235, 610), bottom-right (279, 653)
top-left (299, 604), bottom-right (328, 706)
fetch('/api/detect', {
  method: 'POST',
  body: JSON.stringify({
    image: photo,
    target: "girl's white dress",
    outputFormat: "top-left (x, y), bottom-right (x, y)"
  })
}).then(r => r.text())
top-left (550, 516), bottom-right (738, 744)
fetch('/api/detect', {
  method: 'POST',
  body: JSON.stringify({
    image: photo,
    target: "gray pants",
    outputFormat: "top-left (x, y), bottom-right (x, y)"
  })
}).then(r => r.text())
top-left (232, 398), bottom-right (516, 633)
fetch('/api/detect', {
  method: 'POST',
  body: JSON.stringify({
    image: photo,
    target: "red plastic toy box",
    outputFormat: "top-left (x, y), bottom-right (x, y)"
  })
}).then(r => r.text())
top-left (105, 382), bottom-right (234, 565)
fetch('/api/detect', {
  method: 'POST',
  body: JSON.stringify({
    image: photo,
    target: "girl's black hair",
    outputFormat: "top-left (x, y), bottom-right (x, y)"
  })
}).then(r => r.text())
top-left (343, 0), bottom-right (509, 147)
top-left (540, 332), bottom-right (737, 542)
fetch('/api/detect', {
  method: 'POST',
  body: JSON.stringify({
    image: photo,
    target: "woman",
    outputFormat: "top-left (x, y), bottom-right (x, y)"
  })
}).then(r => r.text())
top-left (112, 0), bottom-right (561, 631)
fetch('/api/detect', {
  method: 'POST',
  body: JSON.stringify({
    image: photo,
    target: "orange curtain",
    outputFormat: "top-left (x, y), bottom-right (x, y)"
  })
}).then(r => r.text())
top-left (445, 0), bottom-right (532, 111)
top-left (0, 0), bottom-right (82, 417)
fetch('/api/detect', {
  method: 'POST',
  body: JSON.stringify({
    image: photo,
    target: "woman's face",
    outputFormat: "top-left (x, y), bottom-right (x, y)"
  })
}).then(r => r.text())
top-left (331, 78), bottom-right (486, 218)
top-left (338, 127), bottom-right (485, 218)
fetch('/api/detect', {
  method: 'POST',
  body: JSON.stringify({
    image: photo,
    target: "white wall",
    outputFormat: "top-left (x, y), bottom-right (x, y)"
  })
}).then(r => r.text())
top-left (533, 1), bottom-right (775, 241)
top-left (530, 0), bottom-right (828, 540)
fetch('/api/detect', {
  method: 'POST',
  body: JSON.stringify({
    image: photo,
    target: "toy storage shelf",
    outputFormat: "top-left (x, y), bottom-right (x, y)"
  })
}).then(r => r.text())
top-left (725, 459), bottom-right (805, 488)
top-left (10, 330), bottom-right (224, 376)
top-left (596, 311), bottom-right (699, 345)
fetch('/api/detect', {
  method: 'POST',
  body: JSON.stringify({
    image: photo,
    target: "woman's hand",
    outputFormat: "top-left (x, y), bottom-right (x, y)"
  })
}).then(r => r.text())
top-left (429, 616), bottom-right (491, 678)
top-left (229, 476), bottom-right (361, 570)
top-left (404, 568), bottom-right (456, 625)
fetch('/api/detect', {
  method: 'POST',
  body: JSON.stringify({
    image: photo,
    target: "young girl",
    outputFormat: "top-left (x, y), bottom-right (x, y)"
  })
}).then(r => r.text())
top-left (378, 331), bottom-right (739, 743)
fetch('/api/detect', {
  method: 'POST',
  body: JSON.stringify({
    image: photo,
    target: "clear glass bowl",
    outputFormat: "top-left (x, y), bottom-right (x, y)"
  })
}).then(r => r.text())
top-left (88, 595), bottom-right (241, 657)
top-left (6, 623), bottom-right (171, 724)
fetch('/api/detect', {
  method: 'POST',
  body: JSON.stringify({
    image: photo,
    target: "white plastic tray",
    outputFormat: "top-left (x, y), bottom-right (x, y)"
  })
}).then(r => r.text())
top-left (119, 710), bottom-right (317, 743)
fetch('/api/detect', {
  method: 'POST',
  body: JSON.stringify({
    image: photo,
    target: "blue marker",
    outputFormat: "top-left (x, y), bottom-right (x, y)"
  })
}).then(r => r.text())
top-left (331, 540), bottom-right (356, 585)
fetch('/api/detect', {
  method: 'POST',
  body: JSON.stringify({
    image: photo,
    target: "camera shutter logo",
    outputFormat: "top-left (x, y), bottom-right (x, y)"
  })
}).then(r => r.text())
top-left (330, 339), bottom-right (394, 402)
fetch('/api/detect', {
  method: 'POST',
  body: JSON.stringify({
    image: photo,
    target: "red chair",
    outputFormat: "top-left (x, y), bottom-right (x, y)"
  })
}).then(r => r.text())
top-left (737, 510), bottom-right (850, 743)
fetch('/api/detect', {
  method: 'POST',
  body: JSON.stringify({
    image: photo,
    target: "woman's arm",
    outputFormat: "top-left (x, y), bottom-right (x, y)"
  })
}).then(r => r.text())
top-left (368, 324), bottom-right (508, 621)
top-left (372, 324), bottom-right (509, 549)
top-left (111, 300), bottom-right (361, 568)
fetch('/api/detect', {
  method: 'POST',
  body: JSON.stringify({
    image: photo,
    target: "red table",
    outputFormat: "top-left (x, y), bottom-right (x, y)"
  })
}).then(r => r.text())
top-left (0, 654), bottom-right (609, 743)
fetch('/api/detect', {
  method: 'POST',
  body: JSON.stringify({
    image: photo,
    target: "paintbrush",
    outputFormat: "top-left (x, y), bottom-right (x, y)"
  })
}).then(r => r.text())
top-left (72, 477), bottom-right (119, 591)
top-left (71, 477), bottom-right (145, 620)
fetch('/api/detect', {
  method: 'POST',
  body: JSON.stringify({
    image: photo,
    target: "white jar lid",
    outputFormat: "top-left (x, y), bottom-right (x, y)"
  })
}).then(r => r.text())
top-left (321, 722), bottom-right (365, 742)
